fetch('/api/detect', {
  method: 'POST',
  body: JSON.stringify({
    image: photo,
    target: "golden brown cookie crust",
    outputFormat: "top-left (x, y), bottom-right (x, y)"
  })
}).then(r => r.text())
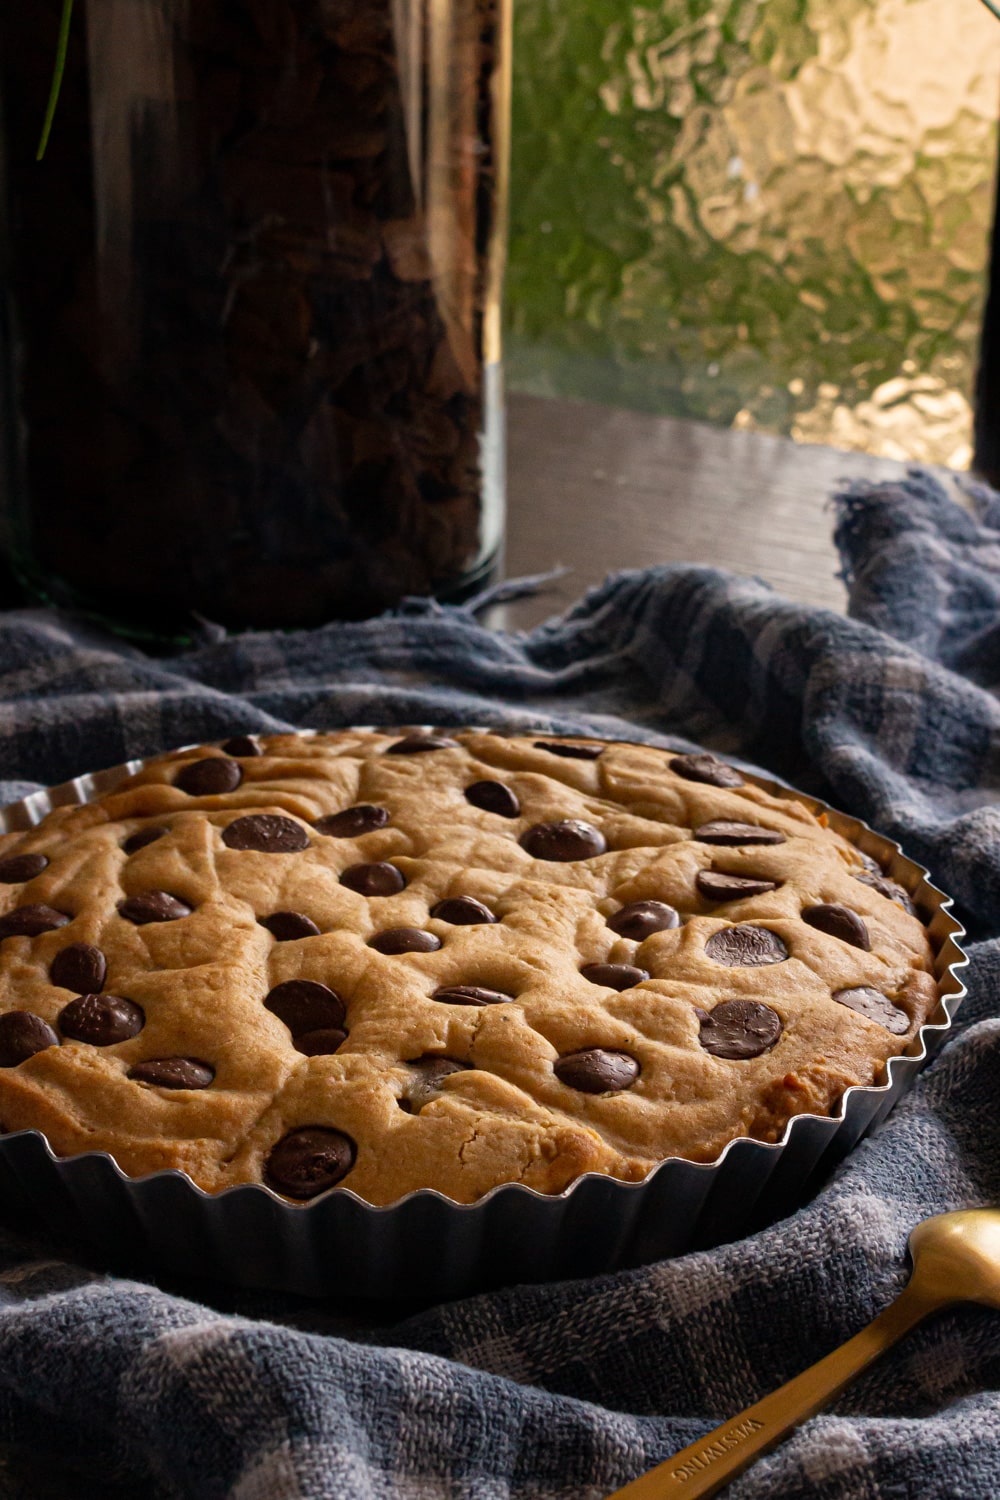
top-left (0, 732), bottom-right (939, 1203)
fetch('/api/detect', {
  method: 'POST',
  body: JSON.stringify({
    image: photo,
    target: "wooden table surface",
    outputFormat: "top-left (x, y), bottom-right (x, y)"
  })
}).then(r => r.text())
top-left (489, 393), bottom-right (941, 631)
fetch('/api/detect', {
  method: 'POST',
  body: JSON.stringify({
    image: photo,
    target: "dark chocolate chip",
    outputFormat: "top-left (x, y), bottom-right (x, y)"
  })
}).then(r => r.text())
top-left (265, 1126), bottom-right (356, 1198)
top-left (554, 1048), bottom-right (640, 1093)
top-left (854, 871), bottom-right (916, 916)
top-left (670, 753), bottom-right (744, 788)
top-left (432, 984), bottom-right (514, 1006)
top-left (429, 897), bottom-right (496, 926)
top-left (606, 900), bottom-right (680, 940)
top-left (220, 735), bottom-right (262, 757)
top-left (222, 814), bottom-right (310, 853)
top-left (0, 1011), bottom-right (60, 1067)
top-left (59, 994), bottom-right (145, 1046)
top-left (175, 757), bottom-right (243, 796)
top-left (533, 741), bottom-right (603, 760)
top-left (833, 986), bottom-right (910, 1035)
top-left (704, 925), bottom-right (789, 967)
top-left (694, 822), bottom-right (787, 846)
top-left (0, 904), bottom-right (71, 939)
top-left (129, 1057), bottom-right (214, 1089)
top-left (386, 735), bottom-right (459, 754)
top-left (122, 826), bottom-right (169, 855)
top-left (50, 942), bottom-right (108, 994)
top-left (856, 849), bottom-right (883, 874)
top-left (802, 904), bottom-right (871, 951)
top-left (696, 870), bottom-right (780, 901)
top-left (520, 820), bottom-right (607, 861)
top-left (265, 979), bottom-right (346, 1036)
top-left (368, 927), bottom-right (442, 954)
top-left (259, 912), bottom-right (322, 941)
top-left (294, 1028), bottom-right (348, 1056)
top-left (403, 1055), bottom-right (471, 1109)
top-left (580, 962), bottom-right (650, 991)
top-left (339, 862), bottom-right (406, 896)
top-left (314, 805), bottom-right (390, 838)
top-left (464, 781), bottom-right (520, 817)
top-left (0, 853), bottom-right (48, 883)
top-left (698, 999), bottom-right (783, 1059)
top-left (117, 891), bottom-right (192, 924)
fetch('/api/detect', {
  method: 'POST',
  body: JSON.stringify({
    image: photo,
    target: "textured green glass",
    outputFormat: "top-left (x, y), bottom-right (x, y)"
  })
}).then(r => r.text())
top-left (506, 0), bottom-right (1000, 465)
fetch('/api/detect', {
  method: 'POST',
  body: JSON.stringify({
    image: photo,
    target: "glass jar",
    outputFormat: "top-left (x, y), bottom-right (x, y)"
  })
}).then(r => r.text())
top-left (0, 0), bottom-right (509, 639)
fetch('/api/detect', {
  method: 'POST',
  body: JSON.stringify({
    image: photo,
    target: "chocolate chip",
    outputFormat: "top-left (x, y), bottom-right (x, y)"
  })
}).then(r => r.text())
top-left (696, 870), bottom-right (780, 901)
top-left (802, 904), bottom-right (871, 951)
top-left (0, 853), bottom-right (48, 883)
top-left (259, 912), bottom-right (322, 941)
top-left (704, 925), bottom-right (789, 966)
top-left (265, 1126), bottom-right (356, 1199)
top-left (122, 826), bottom-right (169, 855)
top-left (854, 871), bottom-right (916, 916)
top-left (294, 1028), bottom-right (348, 1056)
top-left (833, 986), bottom-right (910, 1035)
top-left (0, 904), bottom-right (71, 939)
top-left (59, 994), bottom-right (145, 1046)
top-left (694, 822), bottom-right (787, 846)
top-left (50, 943), bottom-right (108, 993)
top-left (403, 1055), bottom-right (471, 1109)
top-left (533, 741), bottom-right (603, 760)
top-left (0, 1011), bottom-right (60, 1067)
top-left (221, 814), bottom-right (310, 853)
top-left (670, 753), bottom-right (744, 788)
top-left (580, 963), bottom-right (650, 991)
top-left (386, 735), bottom-right (459, 754)
top-left (554, 1049), bottom-right (640, 1093)
top-left (117, 891), bottom-right (192, 924)
top-left (432, 984), bottom-right (514, 1006)
top-left (429, 897), bottom-right (496, 925)
top-left (220, 735), bottom-right (262, 757)
top-left (698, 1000), bottom-right (783, 1059)
top-left (464, 781), bottom-right (520, 817)
top-left (368, 927), bottom-right (442, 954)
top-left (314, 805), bottom-right (390, 838)
top-left (856, 849), bottom-right (883, 874)
top-left (175, 758), bottom-right (243, 796)
top-left (129, 1057), bottom-right (214, 1089)
top-left (520, 820), bottom-right (607, 861)
top-left (606, 900), bottom-right (680, 940)
top-left (339, 862), bottom-right (406, 895)
top-left (264, 980), bottom-right (346, 1036)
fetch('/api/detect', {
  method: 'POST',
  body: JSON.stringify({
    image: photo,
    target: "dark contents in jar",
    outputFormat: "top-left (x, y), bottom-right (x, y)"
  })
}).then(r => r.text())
top-left (0, 0), bottom-right (504, 633)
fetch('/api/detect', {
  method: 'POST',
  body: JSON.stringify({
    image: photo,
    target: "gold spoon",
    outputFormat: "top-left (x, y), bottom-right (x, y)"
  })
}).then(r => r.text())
top-left (605, 1209), bottom-right (1000, 1500)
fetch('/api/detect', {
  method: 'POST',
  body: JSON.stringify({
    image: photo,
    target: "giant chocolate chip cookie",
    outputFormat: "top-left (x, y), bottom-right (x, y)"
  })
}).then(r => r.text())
top-left (0, 731), bottom-right (938, 1203)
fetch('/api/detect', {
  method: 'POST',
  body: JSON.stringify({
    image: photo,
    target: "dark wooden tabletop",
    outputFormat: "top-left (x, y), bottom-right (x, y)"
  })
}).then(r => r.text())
top-left (489, 393), bottom-right (947, 631)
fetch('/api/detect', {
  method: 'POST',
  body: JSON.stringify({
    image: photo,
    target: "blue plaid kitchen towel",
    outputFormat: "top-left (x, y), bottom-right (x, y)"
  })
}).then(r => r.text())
top-left (0, 468), bottom-right (998, 1499)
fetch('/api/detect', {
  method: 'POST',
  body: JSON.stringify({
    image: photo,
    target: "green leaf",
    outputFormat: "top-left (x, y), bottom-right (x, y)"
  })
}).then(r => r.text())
top-left (36, 0), bottom-right (76, 161)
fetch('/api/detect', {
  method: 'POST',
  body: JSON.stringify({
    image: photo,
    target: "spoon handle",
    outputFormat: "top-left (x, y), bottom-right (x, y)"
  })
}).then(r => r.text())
top-left (605, 1282), bottom-right (941, 1500)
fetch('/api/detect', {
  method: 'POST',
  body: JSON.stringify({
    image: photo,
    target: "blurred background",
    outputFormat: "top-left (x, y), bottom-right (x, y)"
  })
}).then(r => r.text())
top-left (505, 0), bottom-right (1000, 469)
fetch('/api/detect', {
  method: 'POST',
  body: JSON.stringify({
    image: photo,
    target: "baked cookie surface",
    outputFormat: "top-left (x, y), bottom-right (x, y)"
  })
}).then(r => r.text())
top-left (0, 731), bottom-right (939, 1204)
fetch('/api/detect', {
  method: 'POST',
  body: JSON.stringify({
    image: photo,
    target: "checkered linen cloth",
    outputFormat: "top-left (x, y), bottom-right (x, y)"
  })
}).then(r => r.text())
top-left (0, 468), bottom-right (997, 1499)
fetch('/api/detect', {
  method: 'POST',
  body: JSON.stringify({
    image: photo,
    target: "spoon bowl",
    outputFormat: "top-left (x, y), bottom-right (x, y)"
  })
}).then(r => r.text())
top-left (908, 1208), bottom-right (1000, 1311)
